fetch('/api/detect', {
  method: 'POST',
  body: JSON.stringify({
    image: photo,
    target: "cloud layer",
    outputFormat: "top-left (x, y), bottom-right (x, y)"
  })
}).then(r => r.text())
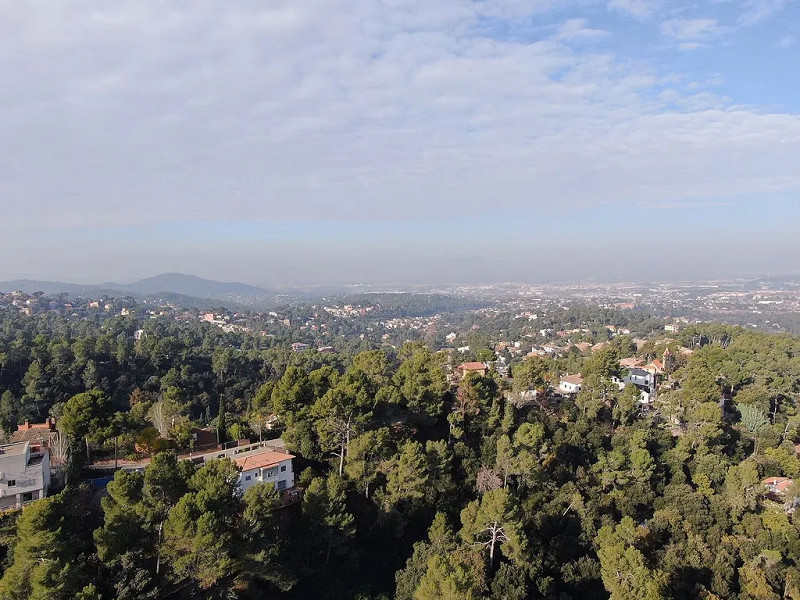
top-left (0, 0), bottom-right (798, 284)
top-left (0, 0), bottom-right (797, 232)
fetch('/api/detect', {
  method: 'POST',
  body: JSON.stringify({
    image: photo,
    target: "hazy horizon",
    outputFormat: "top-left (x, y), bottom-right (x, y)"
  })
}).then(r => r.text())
top-left (2, 1), bottom-right (798, 285)
top-left (2, 265), bottom-right (800, 292)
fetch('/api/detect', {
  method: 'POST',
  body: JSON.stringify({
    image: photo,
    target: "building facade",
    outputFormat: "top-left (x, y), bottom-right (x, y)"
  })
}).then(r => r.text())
top-left (188, 440), bottom-right (296, 497)
top-left (559, 375), bottom-right (583, 394)
top-left (0, 442), bottom-right (50, 510)
top-left (235, 450), bottom-right (295, 495)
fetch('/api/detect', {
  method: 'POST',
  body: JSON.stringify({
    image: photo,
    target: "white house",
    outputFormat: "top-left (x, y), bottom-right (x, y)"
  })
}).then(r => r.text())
top-left (624, 368), bottom-right (656, 389)
top-left (0, 441), bottom-right (50, 510)
top-left (559, 374), bottom-right (583, 395)
top-left (235, 449), bottom-right (295, 494)
top-left (187, 440), bottom-right (296, 496)
top-left (638, 387), bottom-right (654, 405)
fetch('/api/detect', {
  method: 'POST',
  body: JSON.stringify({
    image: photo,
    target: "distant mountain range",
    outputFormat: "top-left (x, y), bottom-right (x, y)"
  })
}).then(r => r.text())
top-left (0, 273), bottom-right (278, 306)
top-left (101, 273), bottom-right (271, 299)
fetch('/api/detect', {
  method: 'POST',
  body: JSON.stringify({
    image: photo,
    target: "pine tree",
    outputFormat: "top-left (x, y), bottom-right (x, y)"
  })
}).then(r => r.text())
top-left (596, 518), bottom-right (667, 600)
top-left (414, 549), bottom-right (487, 600)
top-left (460, 488), bottom-right (526, 567)
top-left (381, 440), bottom-right (429, 513)
top-left (302, 474), bottom-right (356, 567)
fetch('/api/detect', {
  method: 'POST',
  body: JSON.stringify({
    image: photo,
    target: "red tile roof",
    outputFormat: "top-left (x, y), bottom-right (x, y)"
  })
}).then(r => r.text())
top-left (763, 477), bottom-right (794, 495)
top-left (457, 362), bottom-right (486, 371)
top-left (561, 374), bottom-right (584, 385)
top-left (10, 427), bottom-right (55, 446)
top-left (235, 450), bottom-right (294, 472)
top-left (619, 357), bottom-right (643, 368)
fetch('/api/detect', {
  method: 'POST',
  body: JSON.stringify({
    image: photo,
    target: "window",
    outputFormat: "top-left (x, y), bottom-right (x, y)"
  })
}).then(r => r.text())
top-left (7, 480), bottom-right (15, 487)
top-left (22, 492), bottom-right (33, 502)
top-left (245, 475), bottom-right (252, 481)
top-left (280, 465), bottom-right (287, 472)
top-left (265, 466), bottom-right (279, 478)
top-left (276, 480), bottom-right (287, 491)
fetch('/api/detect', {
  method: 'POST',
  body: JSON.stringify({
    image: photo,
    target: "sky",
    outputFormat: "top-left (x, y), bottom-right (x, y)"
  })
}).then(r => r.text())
top-left (0, 0), bottom-right (798, 286)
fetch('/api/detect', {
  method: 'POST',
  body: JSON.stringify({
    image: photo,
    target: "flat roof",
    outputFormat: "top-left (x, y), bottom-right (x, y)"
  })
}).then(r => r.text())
top-left (0, 442), bottom-right (28, 456)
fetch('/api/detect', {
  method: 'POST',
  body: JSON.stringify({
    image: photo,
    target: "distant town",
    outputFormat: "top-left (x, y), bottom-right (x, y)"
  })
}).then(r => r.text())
top-left (2, 274), bottom-right (800, 598)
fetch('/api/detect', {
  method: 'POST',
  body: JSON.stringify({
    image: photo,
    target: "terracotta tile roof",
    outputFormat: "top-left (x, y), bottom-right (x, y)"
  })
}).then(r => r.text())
top-left (763, 477), bottom-right (794, 495)
top-left (642, 361), bottom-right (665, 374)
top-left (235, 450), bottom-right (294, 472)
top-left (457, 362), bottom-right (486, 371)
top-left (561, 374), bottom-right (584, 385)
top-left (10, 419), bottom-right (57, 446)
top-left (619, 357), bottom-right (643, 368)
top-left (10, 428), bottom-right (54, 446)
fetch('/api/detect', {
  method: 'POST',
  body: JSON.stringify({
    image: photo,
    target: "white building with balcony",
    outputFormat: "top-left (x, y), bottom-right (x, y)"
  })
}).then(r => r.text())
top-left (235, 449), bottom-right (295, 494)
top-left (0, 441), bottom-right (50, 510)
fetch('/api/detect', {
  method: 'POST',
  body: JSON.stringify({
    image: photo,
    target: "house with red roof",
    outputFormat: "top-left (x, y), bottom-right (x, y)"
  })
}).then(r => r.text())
top-left (455, 362), bottom-right (488, 378)
top-left (619, 357), bottom-right (643, 370)
top-left (764, 476), bottom-right (795, 497)
top-left (235, 449), bottom-right (295, 495)
top-left (559, 374), bottom-right (583, 395)
top-left (643, 360), bottom-right (665, 375)
top-left (10, 418), bottom-right (57, 448)
top-left (188, 441), bottom-right (297, 502)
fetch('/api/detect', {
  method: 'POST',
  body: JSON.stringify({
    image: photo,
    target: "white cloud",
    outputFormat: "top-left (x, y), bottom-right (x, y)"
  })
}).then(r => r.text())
top-left (661, 18), bottom-right (723, 40)
top-left (556, 18), bottom-right (610, 41)
top-left (777, 35), bottom-right (795, 47)
top-left (739, 0), bottom-right (792, 25)
top-left (0, 0), bottom-right (798, 237)
top-left (607, 0), bottom-right (656, 17)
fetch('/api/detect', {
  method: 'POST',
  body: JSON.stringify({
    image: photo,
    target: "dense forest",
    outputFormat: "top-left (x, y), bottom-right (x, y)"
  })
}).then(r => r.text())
top-left (1, 307), bottom-right (800, 599)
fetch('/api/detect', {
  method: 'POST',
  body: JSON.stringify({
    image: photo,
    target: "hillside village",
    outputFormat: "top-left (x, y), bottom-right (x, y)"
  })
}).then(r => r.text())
top-left (2, 287), bottom-right (800, 598)
top-left (0, 296), bottom-right (793, 517)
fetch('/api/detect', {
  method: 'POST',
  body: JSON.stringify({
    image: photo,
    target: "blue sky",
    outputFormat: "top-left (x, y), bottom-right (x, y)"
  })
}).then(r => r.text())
top-left (0, 0), bottom-right (798, 285)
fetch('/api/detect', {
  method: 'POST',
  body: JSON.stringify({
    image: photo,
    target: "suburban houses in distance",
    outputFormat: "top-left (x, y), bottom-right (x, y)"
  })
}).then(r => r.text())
top-left (555, 355), bottom-right (664, 405)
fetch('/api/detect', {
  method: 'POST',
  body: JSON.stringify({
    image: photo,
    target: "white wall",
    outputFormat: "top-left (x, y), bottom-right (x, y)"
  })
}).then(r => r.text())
top-left (559, 381), bottom-right (581, 394)
top-left (239, 457), bottom-right (294, 495)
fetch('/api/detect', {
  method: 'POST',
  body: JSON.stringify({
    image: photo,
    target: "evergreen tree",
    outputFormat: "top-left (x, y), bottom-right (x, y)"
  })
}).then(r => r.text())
top-left (460, 488), bottom-right (526, 567)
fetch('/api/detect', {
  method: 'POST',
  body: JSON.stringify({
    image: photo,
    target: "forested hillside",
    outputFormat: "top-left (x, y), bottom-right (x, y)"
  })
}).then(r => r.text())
top-left (1, 308), bottom-right (800, 599)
